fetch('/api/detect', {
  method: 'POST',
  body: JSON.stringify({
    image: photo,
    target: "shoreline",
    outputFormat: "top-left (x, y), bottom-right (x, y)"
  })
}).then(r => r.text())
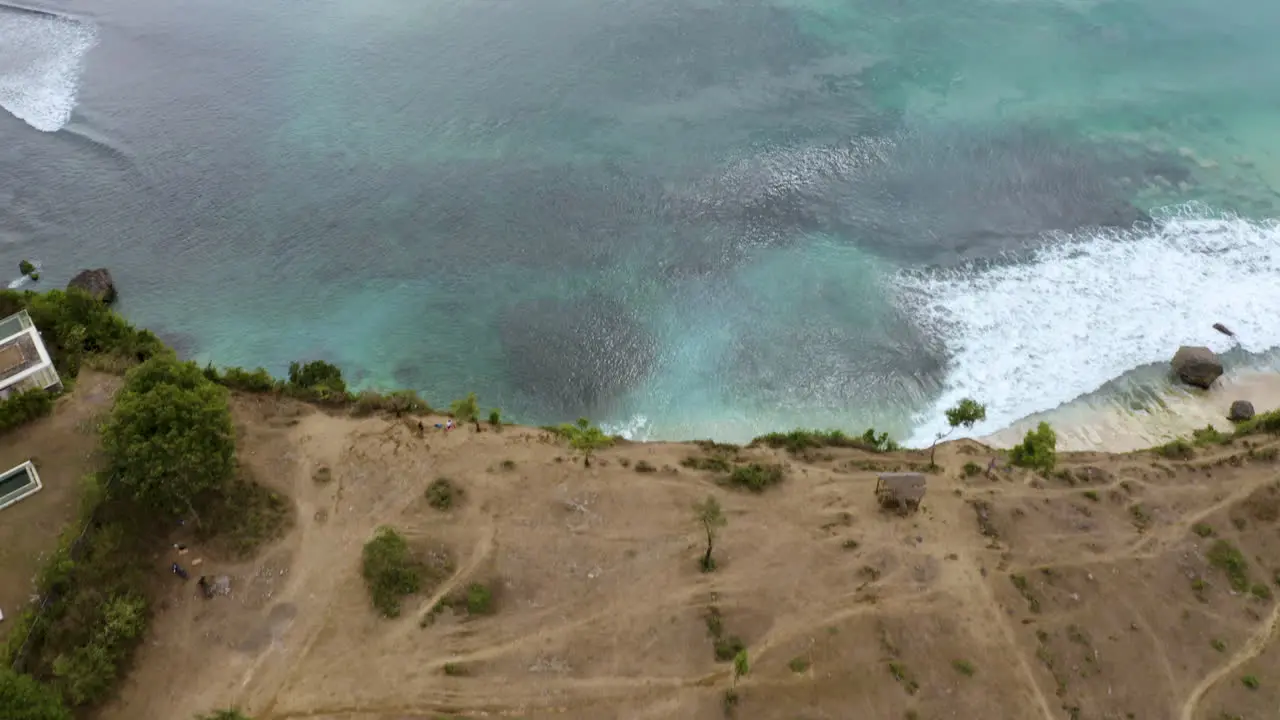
top-left (979, 367), bottom-right (1280, 453)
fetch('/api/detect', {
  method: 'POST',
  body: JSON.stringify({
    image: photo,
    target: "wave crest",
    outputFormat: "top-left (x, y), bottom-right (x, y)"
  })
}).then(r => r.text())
top-left (898, 204), bottom-right (1280, 446)
top-left (0, 8), bottom-right (97, 131)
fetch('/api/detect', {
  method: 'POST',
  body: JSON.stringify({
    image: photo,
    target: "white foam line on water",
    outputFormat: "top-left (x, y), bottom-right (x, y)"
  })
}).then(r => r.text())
top-left (898, 204), bottom-right (1280, 447)
top-left (0, 10), bottom-right (97, 132)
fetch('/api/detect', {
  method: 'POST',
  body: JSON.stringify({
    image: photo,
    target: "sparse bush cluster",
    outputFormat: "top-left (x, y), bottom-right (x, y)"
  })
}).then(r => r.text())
top-left (0, 388), bottom-right (56, 433)
top-left (202, 358), bottom-right (438, 418)
top-left (750, 428), bottom-right (898, 455)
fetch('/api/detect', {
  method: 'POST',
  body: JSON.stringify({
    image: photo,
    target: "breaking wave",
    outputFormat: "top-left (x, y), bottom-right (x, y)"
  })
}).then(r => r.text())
top-left (0, 7), bottom-right (97, 131)
top-left (899, 204), bottom-right (1280, 446)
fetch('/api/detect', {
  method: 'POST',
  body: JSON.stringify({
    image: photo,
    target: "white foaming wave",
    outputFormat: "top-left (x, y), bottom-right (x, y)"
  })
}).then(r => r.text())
top-left (0, 11), bottom-right (97, 132)
top-left (898, 204), bottom-right (1280, 447)
top-left (600, 413), bottom-right (651, 441)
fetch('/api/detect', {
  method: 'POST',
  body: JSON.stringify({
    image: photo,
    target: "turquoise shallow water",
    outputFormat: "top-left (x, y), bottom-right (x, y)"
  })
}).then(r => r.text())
top-left (2, 0), bottom-right (1279, 443)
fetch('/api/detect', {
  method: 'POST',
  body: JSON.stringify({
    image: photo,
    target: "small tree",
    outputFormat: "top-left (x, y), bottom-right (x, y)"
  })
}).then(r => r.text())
top-left (557, 417), bottom-right (612, 467)
top-left (1009, 421), bottom-right (1057, 473)
top-left (694, 495), bottom-right (727, 572)
top-left (733, 649), bottom-right (750, 686)
top-left (488, 408), bottom-right (503, 429)
top-left (100, 356), bottom-right (236, 519)
top-left (0, 667), bottom-right (71, 720)
top-left (450, 392), bottom-right (479, 425)
top-left (931, 398), bottom-right (987, 466)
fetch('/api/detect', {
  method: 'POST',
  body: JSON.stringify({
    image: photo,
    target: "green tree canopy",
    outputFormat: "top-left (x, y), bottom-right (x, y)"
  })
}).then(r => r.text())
top-left (101, 356), bottom-right (236, 516)
top-left (556, 417), bottom-right (612, 467)
top-left (1010, 421), bottom-right (1057, 472)
top-left (0, 667), bottom-right (71, 720)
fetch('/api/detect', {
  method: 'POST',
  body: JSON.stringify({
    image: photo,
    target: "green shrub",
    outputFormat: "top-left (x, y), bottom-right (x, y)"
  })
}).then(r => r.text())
top-left (1207, 540), bottom-right (1250, 592)
top-left (215, 366), bottom-right (277, 393)
top-left (634, 460), bottom-right (657, 473)
top-left (0, 389), bottom-right (55, 433)
top-left (1155, 438), bottom-right (1194, 460)
top-left (0, 289), bottom-right (167, 378)
top-left (450, 392), bottom-right (479, 422)
top-left (1192, 523), bottom-right (1214, 538)
top-left (723, 463), bottom-right (784, 492)
top-left (361, 527), bottom-right (422, 617)
top-left (751, 428), bottom-right (897, 454)
top-left (681, 455), bottom-right (733, 473)
top-left (1235, 408), bottom-right (1280, 436)
top-left (100, 357), bottom-right (236, 517)
top-left (465, 583), bottom-right (494, 615)
top-left (1009, 422), bottom-right (1057, 472)
top-left (962, 461), bottom-right (982, 477)
top-left (1242, 675), bottom-right (1260, 690)
top-left (286, 360), bottom-right (347, 400)
top-left (1191, 425), bottom-right (1230, 445)
top-left (199, 473), bottom-right (291, 558)
top-left (489, 408), bottom-right (502, 428)
top-left (0, 667), bottom-right (71, 720)
top-left (426, 478), bottom-right (459, 511)
top-left (51, 594), bottom-right (147, 705)
top-left (952, 659), bottom-right (975, 676)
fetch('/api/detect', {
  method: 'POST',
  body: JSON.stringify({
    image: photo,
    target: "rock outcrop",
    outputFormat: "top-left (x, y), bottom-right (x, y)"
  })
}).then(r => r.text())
top-left (1171, 346), bottom-right (1223, 389)
top-left (67, 268), bottom-right (117, 304)
top-left (1228, 400), bottom-right (1255, 422)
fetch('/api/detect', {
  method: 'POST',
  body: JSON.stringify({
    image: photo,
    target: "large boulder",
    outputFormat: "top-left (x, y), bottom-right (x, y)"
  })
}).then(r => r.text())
top-left (67, 268), bottom-right (117, 304)
top-left (1228, 400), bottom-right (1255, 422)
top-left (1171, 346), bottom-right (1223, 389)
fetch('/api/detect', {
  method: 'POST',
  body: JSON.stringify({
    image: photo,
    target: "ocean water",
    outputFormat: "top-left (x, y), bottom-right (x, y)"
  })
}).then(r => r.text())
top-left (2, 0), bottom-right (1279, 444)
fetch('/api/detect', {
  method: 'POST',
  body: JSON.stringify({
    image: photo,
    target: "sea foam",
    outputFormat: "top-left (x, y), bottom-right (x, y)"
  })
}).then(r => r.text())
top-left (899, 204), bottom-right (1280, 446)
top-left (0, 9), bottom-right (97, 132)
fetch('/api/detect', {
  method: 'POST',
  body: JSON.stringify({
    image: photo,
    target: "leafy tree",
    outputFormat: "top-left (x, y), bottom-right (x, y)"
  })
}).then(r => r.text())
top-left (931, 398), bottom-right (987, 466)
top-left (694, 495), bottom-right (727, 572)
top-left (1009, 421), bottom-right (1057, 473)
top-left (732, 649), bottom-right (750, 686)
top-left (450, 392), bottom-right (479, 424)
top-left (50, 593), bottom-right (148, 706)
top-left (100, 356), bottom-right (236, 518)
top-left (287, 360), bottom-right (347, 398)
top-left (556, 417), bottom-right (612, 467)
top-left (0, 667), bottom-right (71, 720)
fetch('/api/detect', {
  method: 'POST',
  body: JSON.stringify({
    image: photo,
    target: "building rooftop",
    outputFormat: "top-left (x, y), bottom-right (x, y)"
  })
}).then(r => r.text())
top-left (0, 310), bottom-right (59, 394)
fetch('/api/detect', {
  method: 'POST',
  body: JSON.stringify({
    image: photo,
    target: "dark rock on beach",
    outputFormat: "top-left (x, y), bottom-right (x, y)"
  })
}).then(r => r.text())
top-left (1171, 346), bottom-right (1223, 389)
top-left (67, 268), bottom-right (117, 304)
top-left (1228, 400), bottom-right (1255, 422)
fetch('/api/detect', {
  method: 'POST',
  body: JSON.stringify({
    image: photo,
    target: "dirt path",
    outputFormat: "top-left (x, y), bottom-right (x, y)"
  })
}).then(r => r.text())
top-left (1178, 598), bottom-right (1280, 720)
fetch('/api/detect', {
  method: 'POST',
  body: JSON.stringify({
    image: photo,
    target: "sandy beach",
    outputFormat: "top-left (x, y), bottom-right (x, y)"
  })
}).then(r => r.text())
top-left (982, 368), bottom-right (1280, 452)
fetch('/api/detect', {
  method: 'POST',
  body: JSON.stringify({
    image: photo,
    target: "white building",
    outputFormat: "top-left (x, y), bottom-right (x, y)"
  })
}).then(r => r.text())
top-left (0, 309), bottom-right (62, 399)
